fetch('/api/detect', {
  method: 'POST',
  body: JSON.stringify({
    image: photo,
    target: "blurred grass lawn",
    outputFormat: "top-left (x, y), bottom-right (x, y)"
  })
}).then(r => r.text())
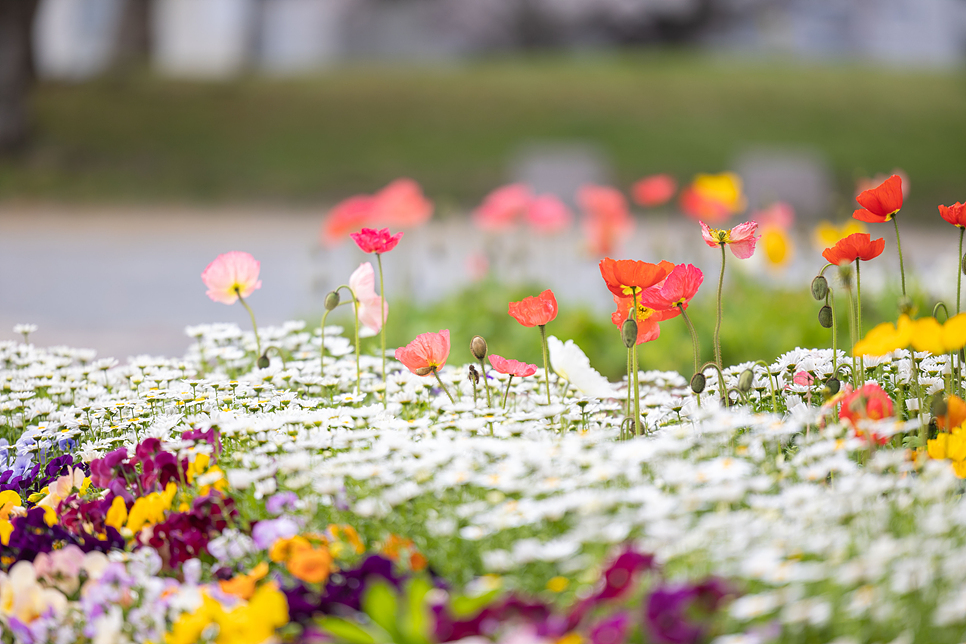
top-left (2, 52), bottom-right (965, 214)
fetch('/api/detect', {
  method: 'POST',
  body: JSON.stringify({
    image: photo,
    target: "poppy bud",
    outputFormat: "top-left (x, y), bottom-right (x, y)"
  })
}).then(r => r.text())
top-left (810, 275), bottom-right (829, 301)
top-left (931, 394), bottom-right (948, 419)
top-left (621, 319), bottom-right (638, 349)
top-left (324, 291), bottom-right (340, 311)
top-left (470, 335), bottom-right (488, 361)
top-left (818, 305), bottom-right (833, 328)
top-left (415, 366), bottom-right (435, 376)
top-left (690, 372), bottom-right (706, 394)
top-left (898, 295), bottom-right (915, 316)
top-left (825, 377), bottom-right (840, 395)
top-left (961, 251), bottom-right (966, 275)
top-left (257, 354), bottom-right (270, 369)
top-left (737, 369), bottom-right (754, 393)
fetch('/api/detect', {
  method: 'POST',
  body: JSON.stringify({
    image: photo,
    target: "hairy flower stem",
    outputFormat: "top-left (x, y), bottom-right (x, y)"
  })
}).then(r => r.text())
top-left (912, 354), bottom-right (926, 448)
top-left (893, 217), bottom-right (907, 297)
top-left (376, 254), bottom-right (388, 408)
top-left (501, 375), bottom-right (514, 409)
top-left (844, 276), bottom-right (859, 388)
top-left (320, 308), bottom-right (332, 376)
top-left (829, 290), bottom-right (838, 375)
top-left (432, 367), bottom-right (456, 405)
top-left (632, 291), bottom-right (642, 436)
top-left (236, 291), bottom-right (261, 360)
top-left (959, 228), bottom-right (965, 315)
top-left (479, 358), bottom-right (493, 407)
top-left (678, 305), bottom-right (700, 377)
top-left (856, 259), bottom-right (866, 385)
top-left (348, 287), bottom-right (362, 396)
top-left (538, 325), bottom-right (552, 406)
top-left (714, 245), bottom-right (726, 369)
top-left (625, 347), bottom-right (632, 419)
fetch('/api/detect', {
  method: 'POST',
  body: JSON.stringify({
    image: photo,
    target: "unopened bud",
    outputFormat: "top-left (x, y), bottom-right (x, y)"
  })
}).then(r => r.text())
top-left (324, 291), bottom-right (340, 311)
top-left (470, 335), bottom-right (488, 361)
top-left (810, 275), bottom-right (829, 301)
top-left (825, 377), bottom-right (840, 395)
top-left (256, 354), bottom-right (270, 369)
top-left (931, 394), bottom-right (948, 419)
top-left (818, 305), bottom-right (833, 329)
top-left (621, 319), bottom-right (638, 349)
top-left (961, 251), bottom-right (966, 275)
top-left (737, 369), bottom-right (754, 393)
top-left (690, 372), bottom-right (706, 394)
top-left (898, 295), bottom-right (915, 316)
top-left (415, 366), bottom-right (435, 376)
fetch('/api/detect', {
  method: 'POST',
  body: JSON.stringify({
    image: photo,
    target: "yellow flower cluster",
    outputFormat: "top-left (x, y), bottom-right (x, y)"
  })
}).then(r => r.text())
top-left (854, 313), bottom-right (966, 357)
top-left (928, 396), bottom-right (966, 478)
top-left (166, 582), bottom-right (288, 644)
top-left (105, 483), bottom-right (178, 535)
top-left (0, 490), bottom-right (23, 546)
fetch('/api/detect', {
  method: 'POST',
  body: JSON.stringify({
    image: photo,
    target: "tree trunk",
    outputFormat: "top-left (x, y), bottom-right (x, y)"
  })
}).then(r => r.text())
top-left (113, 0), bottom-right (153, 68)
top-left (0, 0), bottom-right (39, 153)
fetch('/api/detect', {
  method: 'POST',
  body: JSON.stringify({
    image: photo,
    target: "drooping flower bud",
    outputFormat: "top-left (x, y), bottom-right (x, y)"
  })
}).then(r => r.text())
top-left (961, 251), bottom-right (966, 276)
top-left (415, 366), bottom-right (435, 376)
top-left (810, 275), bottom-right (829, 301)
top-left (737, 369), bottom-right (754, 392)
top-left (470, 335), bottom-right (488, 361)
top-left (818, 305), bottom-right (833, 328)
top-left (825, 377), bottom-right (840, 396)
top-left (690, 372), bottom-right (706, 394)
top-left (257, 353), bottom-right (270, 369)
top-left (621, 319), bottom-right (638, 349)
top-left (324, 291), bottom-right (340, 311)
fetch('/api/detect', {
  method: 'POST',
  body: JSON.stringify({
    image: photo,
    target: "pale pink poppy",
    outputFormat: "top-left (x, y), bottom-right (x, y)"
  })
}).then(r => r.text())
top-left (793, 371), bottom-right (816, 387)
top-left (578, 184), bottom-right (634, 256)
top-left (474, 184), bottom-right (532, 232)
top-left (202, 251), bottom-right (262, 305)
top-left (752, 201), bottom-right (795, 229)
top-left (525, 195), bottom-right (572, 234)
top-left (349, 262), bottom-right (388, 335)
top-left (371, 178), bottom-right (434, 228)
top-left (395, 329), bottom-right (450, 376)
top-left (700, 221), bottom-right (760, 259)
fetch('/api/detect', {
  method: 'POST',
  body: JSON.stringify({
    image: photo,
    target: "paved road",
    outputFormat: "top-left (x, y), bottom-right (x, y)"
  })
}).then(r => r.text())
top-left (0, 204), bottom-right (955, 361)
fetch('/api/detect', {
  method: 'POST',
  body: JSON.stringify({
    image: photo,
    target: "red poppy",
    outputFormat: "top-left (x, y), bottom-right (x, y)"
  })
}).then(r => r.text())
top-left (631, 174), bottom-right (676, 207)
top-left (487, 355), bottom-right (538, 378)
top-left (838, 383), bottom-right (894, 445)
top-left (939, 202), bottom-right (966, 229)
top-left (821, 233), bottom-right (885, 266)
top-left (350, 228), bottom-right (403, 254)
top-left (853, 174), bottom-right (903, 223)
top-left (610, 294), bottom-right (677, 345)
top-left (639, 263), bottom-right (704, 311)
top-left (599, 259), bottom-right (673, 299)
top-left (508, 290), bottom-right (558, 327)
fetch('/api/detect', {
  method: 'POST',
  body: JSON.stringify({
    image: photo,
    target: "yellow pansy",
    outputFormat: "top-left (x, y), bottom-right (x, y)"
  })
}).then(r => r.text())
top-left (0, 520), bottom-right (13, 546)
top-left (0, 490), bottom-right (22, 520)
top-left (105, 496), bottom-right (128, 531)
top-left (854, 315), bottom-right (914, 357)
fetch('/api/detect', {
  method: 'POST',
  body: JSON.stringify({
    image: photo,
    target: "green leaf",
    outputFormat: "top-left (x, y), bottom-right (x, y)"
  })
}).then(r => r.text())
top-left (400, 575), bottom-right (434, 644)
top-left (449, 588), bottom-right (501, 618)
top-left (316, 616), bottom-right (377, 644)
top-left (363, 580), bottom-right (400, 638)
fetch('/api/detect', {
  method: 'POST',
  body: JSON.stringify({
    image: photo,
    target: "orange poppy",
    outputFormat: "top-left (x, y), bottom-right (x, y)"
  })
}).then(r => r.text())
top-left (599, 259), bottom-right (673, 299)
top-left (940, 202), bottom-right (966, 228)
top-left (508, 290), bottom-right (558, 327)
top-left (821, 233), bottom-right (885, 266)
top-left (853, 175), bottom-right (903, 223)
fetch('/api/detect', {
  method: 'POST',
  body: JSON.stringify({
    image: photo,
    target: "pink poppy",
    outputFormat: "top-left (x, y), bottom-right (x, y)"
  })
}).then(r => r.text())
top-left (488, 355), bottom-right (538, 378)
top-left (639, 263), bottom-right (704, 312)
top-left (395, 329), bottom-right (451, 376)
top-left (201, 251), bottom-right (262, 305)
top-left (473, 184), bottom-right (532, 232)
top-left (752, 201), bottom-right (795, 229)
top-left (525, 194), bottom-right (572, 234)
top-left (321, 195), bottom-right (376, 246)
top-left (700, 221), bottom-right (760, 259)
top-left (632, 174), bottom-right (676, 207)
top-left (508, 290), bottom-right (558, 328)
top-left (578, 184), bottom-right (634, 257)
top-left (371, 178), bottom-right (433, 229)
top-left (350, 227), bottom-right (403, 254)
top-left (348, 262), bottom-right (388, 334)
top-left (610, 294), bottom-right (677, 345)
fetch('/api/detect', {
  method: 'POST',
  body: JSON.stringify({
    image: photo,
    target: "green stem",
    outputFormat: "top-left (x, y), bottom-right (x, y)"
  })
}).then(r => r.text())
top-left (893, 217), bottom-right (907, 297)
top-left (433, 367), bottom-right (456, 405)
top-left (632, 291), bottom-right (641, 436)
top-left (856, 259), bottom-right (865, 386)
top-left (755, 361), bottom-right (779, 414)
top-left (539, 325), bottom-right (552, 406)
top-left (347, 287), bottom-right (361, 396)
top-left (376, 253), bottom-right (388, 408)
top-left (958, 227), bottom-right (964, 314)
top-left (625, 347), bottom-right (632, 419)
top-left (236, 291), bottom-right (261, 359)
top-left (714, 244), bottom-right (726, 369)
top-left (845, 275), bottom-right (858, 389)
top-left (913, 353), bottom-right (926, 448)
top-left (320, 309), bottom-right (332, 377)
top-left (829, 290), bottom-right (838, 375)
top-left (501, 375), bottom-right (514, 409)
top-left (679, 305), bottom-right (700, 377)
top-left (479, 359), bottom-right (493, 407)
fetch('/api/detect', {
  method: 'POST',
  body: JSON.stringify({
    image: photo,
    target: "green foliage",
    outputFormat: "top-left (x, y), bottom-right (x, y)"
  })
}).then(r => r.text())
top-left (4, 54), bottom-right (965, 212)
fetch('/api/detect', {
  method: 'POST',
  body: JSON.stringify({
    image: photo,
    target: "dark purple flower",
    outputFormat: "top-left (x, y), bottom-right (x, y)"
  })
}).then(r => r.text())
top-left (589, 612), bottom-right (631, 644)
